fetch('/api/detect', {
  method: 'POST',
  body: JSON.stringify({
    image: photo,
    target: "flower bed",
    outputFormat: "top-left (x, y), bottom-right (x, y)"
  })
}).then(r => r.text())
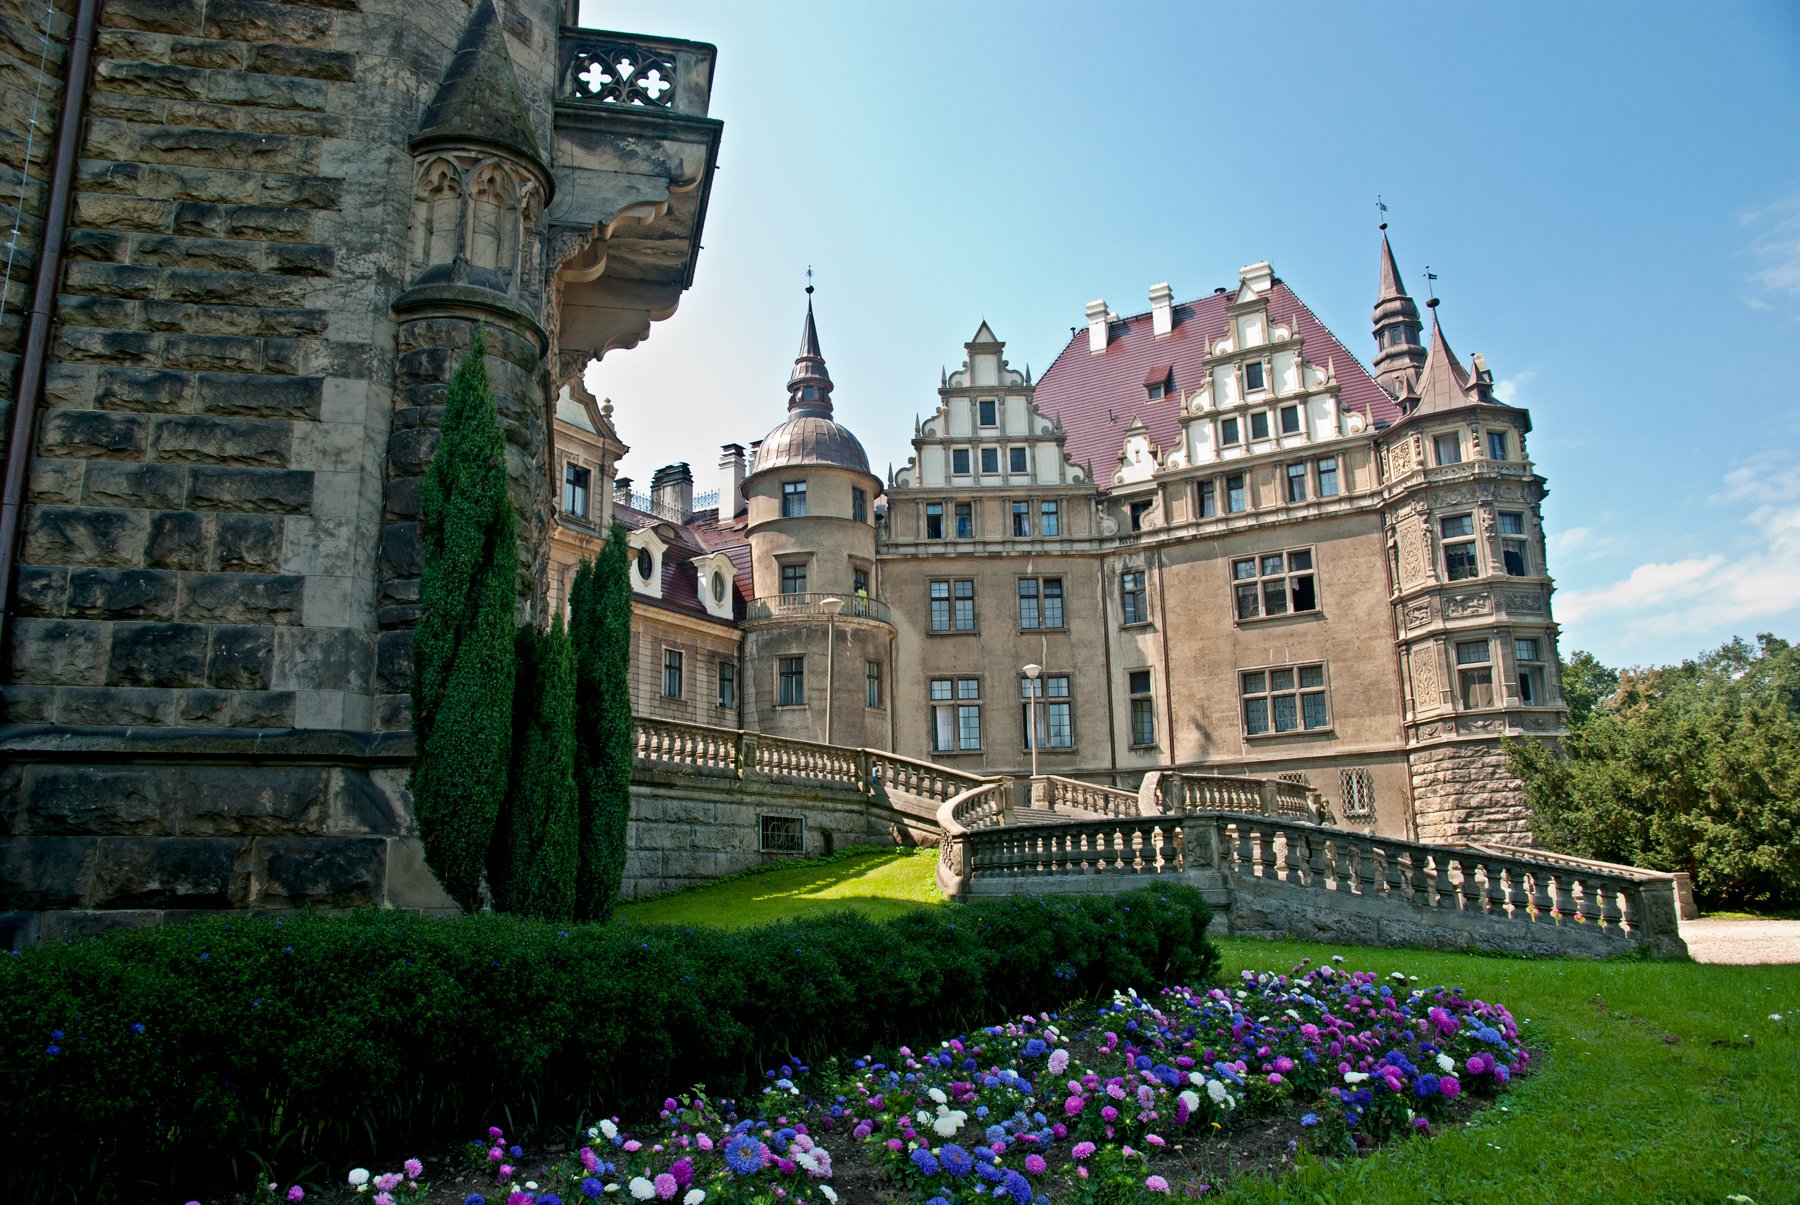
top-left (242, 957), bottom-right (1527, 1205)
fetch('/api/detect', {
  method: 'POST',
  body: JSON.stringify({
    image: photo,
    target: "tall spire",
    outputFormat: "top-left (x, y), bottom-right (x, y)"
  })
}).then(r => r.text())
top-left (786, 285), bottom-right (834, 418)
top-left (1371, 222), bottom-right (1427, 398)
top-left (1410, 299), bottom-right (1475, 414)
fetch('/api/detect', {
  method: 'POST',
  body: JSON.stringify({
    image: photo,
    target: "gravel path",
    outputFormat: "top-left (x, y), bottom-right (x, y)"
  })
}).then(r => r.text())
top-left (1679, 917), bottom-right (1800, 964)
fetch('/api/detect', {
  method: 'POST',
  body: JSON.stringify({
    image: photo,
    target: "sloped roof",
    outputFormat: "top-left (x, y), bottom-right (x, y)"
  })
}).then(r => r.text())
top-left (413, 0), bottom-right (544, 169)
top-left (611, 503), bottom-right (748, 626)
top-left (1031, 283), bottom-right (1399, 488)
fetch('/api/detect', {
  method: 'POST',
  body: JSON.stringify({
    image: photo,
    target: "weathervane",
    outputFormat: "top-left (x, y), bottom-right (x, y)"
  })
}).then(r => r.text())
top-left (1377, 195), bottom-right (1388, 230)
top-left (1423, 264), bottom-right (1439, 308)
top-left (805, 265), bottom-right (814, 296)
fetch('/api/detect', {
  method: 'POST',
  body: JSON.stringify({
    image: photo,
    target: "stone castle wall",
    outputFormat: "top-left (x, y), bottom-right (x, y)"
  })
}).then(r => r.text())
top-left (1408, 738), bottom-right (1534, 845)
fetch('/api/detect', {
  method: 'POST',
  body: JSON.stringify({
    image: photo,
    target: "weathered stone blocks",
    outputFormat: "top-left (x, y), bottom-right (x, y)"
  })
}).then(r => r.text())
top-left (108, 621), bottom-right (209, 686)
top-left (24, 506), bottom-right (148, 567)
top-left (256, 837), bottom-right (383, 907)
top-left (92, 836), bottom-right (244, 908)
top-left (67, 567), bottom-right (177, 620)
top-left (187, 466), bottom-right (313, 513)
top-left (18, 767), bottom-right (169, 835)
top-left (7, 618), bottom-right (107, 684)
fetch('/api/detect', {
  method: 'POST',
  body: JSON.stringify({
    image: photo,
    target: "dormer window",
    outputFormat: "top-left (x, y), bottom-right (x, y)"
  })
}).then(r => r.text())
top-left (1487, 430), bottom-right (1509, 461)
top-left (636, 548), bottom-right (654, 580)
top-left (1243, 361), bottom-right (1266, 393)
top-left (978, 399), bottom-right (998, 427)
top-left (1433, 433), bottom-right (1462, 466)
top-left (1144, 364), bottom-right (1174, 400)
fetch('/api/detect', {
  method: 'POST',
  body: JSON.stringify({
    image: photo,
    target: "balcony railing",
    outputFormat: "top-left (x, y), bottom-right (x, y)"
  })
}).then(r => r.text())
top-left (559, 30), bottom-right (716, 117)
top-left (744, 592), bottom-right (892, 625)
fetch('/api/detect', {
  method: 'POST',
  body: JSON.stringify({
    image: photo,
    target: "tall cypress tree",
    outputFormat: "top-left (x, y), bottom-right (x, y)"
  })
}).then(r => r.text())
top-left (491, 616), bottom-right (579, 919)
top-left (571, 524), bottom-right (634, 921)
top-left (409, 330), bottom-right (517, 911)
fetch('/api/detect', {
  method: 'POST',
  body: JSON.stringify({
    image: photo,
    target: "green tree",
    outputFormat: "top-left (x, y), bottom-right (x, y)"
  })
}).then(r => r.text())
top-left (1559, 648), bottom-right (1620, 728)
top-left (408, 330), bottom-right (517, 911)
top-left (490, 616), bottom-right (579, 919)
top-left (571, 524), bottom-right (635, 922)
top-left (1510, 634), bottom-right (1800, 909)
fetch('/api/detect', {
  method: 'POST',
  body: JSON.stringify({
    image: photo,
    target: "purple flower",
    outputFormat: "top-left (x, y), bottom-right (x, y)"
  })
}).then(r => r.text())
top-left (1145, 1175), bottom-right (1171, 1193)
top-left (405, 1159), bottom-right (424, 1179)
top-left (288, 1188), bottom-right (305, 1203)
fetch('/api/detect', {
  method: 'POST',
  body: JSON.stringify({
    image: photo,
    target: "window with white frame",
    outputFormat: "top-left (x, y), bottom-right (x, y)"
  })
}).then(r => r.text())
top-left (1039, 500), bottom-right (1061, 536)
top-left (1340, 768), bottom-right (1375, 819)
top-left (1020, 673), bottom-right (1072, 748)
top-left (930, 677), bottom-right (982, 752)
top-left (1456, 640), bottom-right (1493, 708)
top-left (1121, 569), bottom-right (1148, 625)
top-left (1499, 511), bottom-right (1528, 576)
top-left (1515, 637), bottom-right (1545, 705)
top-left (662, 648), bottom-right (683, 699)
top-left (1441, 514), bottom-right (1478, 581)
top-left (1018, 576), bottom-right (1064, 629)
top-left (777, 655), bottom-right (805, 707)
top-left (1433, 432), bottom-right (1462, 466)
top-left (1316, 456), bottom-right (1340, 498)
top-left (563, 462), bottom-right (590, 518)
top-left (1242, 663), bottom-right (1329, 735)
top-left (1232, 549), bottom-right (1316, 620)
top-left (759, 814), bottom-right (804, 854)
top-left (1285, 462), bottom-right (1307, 503)
top-left (1128, 668), bottom-right (1155, 747)
top-left (928, 578), bottom-right (975, 632)
top-left (781, 480), bottom-right (807, 516)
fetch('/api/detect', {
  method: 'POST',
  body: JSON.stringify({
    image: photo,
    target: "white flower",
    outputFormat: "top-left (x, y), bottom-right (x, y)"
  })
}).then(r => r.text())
top-left (915, 1109), bottom-right (930, 1125)
top-left (1771, 1014), bottom-right (1785, 1022)
top-left (1437, 1053), bottom-right (1455, 1073)
top-left (1188, 1071), bottom-right (1205, 1086)
top-left (1205, 1079), bottom-right (1228, 1104)
top-left (587, 1126), bottom-right (600, 1139)
top-left (820, 1188), bottom-right (838, 1204)
top-left (684, 1192), bottom-right (706, 1205)
top-left (1344, 1072), bottom-right (1369, 1084)
top-left (348, 1170), bottom-right (370, 1188)
top-left (526, 1183), bottom-right (539, 1192)
top-left (1179, 1090), bottom-right (1200, 1114)
top-left (928, 1087), bottom-right (948, 1105)
top-left (600, 1119), bottom-right (619, 1140)
top-left (629, 1177), bottom-right (657, 1200)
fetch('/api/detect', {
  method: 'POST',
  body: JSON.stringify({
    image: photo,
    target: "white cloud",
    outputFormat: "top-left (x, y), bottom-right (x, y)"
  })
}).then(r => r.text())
top-left (1492, 369), bottom-right (1535, 406)
top-left (1556, 557), bottom-right (1724, 625)
top-left (1741, 195), bottom-right (1800, 309)
top-left (1547, 521), bottom-right (1623, 564)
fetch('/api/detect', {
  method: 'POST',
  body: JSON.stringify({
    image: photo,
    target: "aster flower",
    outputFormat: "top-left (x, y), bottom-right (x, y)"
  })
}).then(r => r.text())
top-left (348, 1170), bottom-right (370, 1188)
top-left (723, 1134), bottom-right (763, 1176)
top-left (628, 1177), bottom-right (657, 1200)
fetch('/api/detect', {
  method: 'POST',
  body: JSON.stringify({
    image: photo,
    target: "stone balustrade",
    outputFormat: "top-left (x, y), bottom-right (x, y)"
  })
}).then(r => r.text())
top-left (1033, 775), bottom-right (1143, 819)
top-left (1148, 770), bottom-right (1321, 823)
top-left (869, 750), bottom-right (990, 803)
top-left (633, 716), bottom-right (741, 777)
top-left (754, 734), bottom-right (864, 788)
top-left (559, 30), bottom-right (716, 116)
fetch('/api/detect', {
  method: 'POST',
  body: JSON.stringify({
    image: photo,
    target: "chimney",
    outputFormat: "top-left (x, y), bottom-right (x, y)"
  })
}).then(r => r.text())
top-left (1149, 282), bottom-right (1174, 338)
top-left (613, 475), bottom-right (634, 506)
top-left (650, 462), bottom-right (694, 522)
top-left (1239, 261), bottom-right (1274, 295)
top-left (1085, 299), bottom-right (1110, 354)
top-left (719, 443), bottom-right (746, 516)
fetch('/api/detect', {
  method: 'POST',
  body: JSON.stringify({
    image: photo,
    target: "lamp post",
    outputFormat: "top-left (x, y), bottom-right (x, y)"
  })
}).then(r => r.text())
top-left (1022, 662), bottom-right (1041, 783)
top-left (822, 596), bottom-right (844, 746)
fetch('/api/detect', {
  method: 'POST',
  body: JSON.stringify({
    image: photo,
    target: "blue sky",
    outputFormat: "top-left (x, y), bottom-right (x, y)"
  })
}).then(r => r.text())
top-left (579, 0), bottom-right (1800, 671)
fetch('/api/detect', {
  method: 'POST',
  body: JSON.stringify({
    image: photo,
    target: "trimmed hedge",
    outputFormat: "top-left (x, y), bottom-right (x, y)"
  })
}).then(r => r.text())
top-left (0, 887), bottom-right (1216, 1203)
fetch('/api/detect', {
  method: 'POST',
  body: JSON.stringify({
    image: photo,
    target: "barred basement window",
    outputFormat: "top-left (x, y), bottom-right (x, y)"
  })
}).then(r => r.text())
top-left (1340, 768), bottom-right (1375, 819)
top-left (759, 814), bottom-right (805, 854)
top-left (1232, 549), bottom-right (1316, 620)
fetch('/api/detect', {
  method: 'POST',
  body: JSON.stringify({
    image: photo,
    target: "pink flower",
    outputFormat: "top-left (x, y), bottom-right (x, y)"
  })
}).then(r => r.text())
top-left (373, 1194), bottom-right (394, 1205)
top-left (1024, 1154), bottom-right (1047, 1175)
top-left (654, 1173), bottom-right (678, 1200)
top-left (1064, 1096), bottom-right (1085, 1117)
top-left (489, 1127), bottom-right (505, 1141)
top-left (671, 1159), bottom-right (694, 1188)
top-left (581, 1148), bottom-right (601, 1173)
top-left (404, 1159), bottom-right (423, 1180)
top-left (624, 1140), bottom-right (643, 1153)
top-left (1146, 1175), bottom-right (1171, 1193)
top-left (376, 1174), bottom-right (402, 1193)
top-left (1072, 1141), bottom-right (1096, 1160)
top-left (1439, 1076), bottom-right (1461, 1098)
top-left (886, 1138), bottom-right (903, 1152)
top-left (288, 1188), bottom-right (305, 1203)
top-left (696, 1134), bottom-right (715, 1152)
top-left (1101, 1105), bottom-right (1119, 1122)
top-left (1267, 1073), bottom-right (1284, 1085)
top-left (1146, 1133), bottom-right (1165, 1148)
top-left (489, 1147), bottom-right (504, 1162)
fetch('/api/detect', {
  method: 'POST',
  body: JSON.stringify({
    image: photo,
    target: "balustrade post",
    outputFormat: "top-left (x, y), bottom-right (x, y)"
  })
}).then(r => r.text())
top-left (1600, 882), bottom-right (1624, 933)
top-left (1551, 872), bottom-right (1576, 924)
top-left (1282, 829), bottom-right (1306, 884)
top-left (1259, 781), bottom-right (1279, 817)
top-left (1434, 855), bottom-right (1461, 910)
top-left (736, 732), bottom-right (758, 780)
top-left (1576, 876), bottom-right (1604, 927)
top-left (1460, 859), bottom-right (1484, 913)
top-left (1330, 839), bottom-right (1355, 892)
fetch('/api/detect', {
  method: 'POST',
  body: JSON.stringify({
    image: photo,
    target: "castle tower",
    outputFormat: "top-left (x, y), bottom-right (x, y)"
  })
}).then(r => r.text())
top-left (739, 293), bottom-right (892, 748)
top-left (1378, 296), bottom-right (1566, 844)
top-left (1372, 225), bottom-right (1427, 398)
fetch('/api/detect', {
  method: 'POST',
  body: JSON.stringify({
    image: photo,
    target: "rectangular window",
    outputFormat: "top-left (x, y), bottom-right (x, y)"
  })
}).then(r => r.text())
top-left (1128, 668), bottom-right (1155, 747)
top-left (1250, 410), bottom-right (1270, 441)
top-left (1128, 499), bottom-right (1152, 531)
top-left (778, 655), bottom-right (805, 707)
top-left (1441, 514), bottom-right (1478, 581)
top-left (1434, 432), bottom-right (1462, 466)
top-left (866, 659), bottom-right (883, 708)
top-left (781, 480), bottom-right (808, 516)
top-left (925, 502), bottom-right (944, 539)
top-left (662, 648), bottom-right (683, 699)
top-left (1018, 576), bottom-right (1064, 629)
top-left (929, 580), bottom-right (975, 632)
top-left (1285, 462), bottom-right (1307, 503)
top-left (1226, 473), bottom-right (1246, 513)
top-left (1279, 404), bottom-right (1302, 435)
top-left (1244, 361), bottom-right (1266, 392)
top-left (1232, 548), bottom-right (1317, 620)
top-left (1147, 380), bottom-right (1166, 400)
top-left (759, 814), bottom-right (804, 854)
top-left (1499, 511), bottom-right (1528, 576)
top-left (1340, 768), bottom-right (1375, 819)
top-left (1456, 640), bottom-right (1493, 709)
top-left (717, 660), bottom-right (737, 709)
top-left (1021, 674), bottom-right (1072, 749)
top-left (1009, 446), bottom-right (1028, 473)
top-left (980, 446), bottom-right (1000, 474)
top-left (779, 562), bottom-right (808, 597)
top-left (954, 501), bottom-right (974, 539)
top-left (952, 447), bottom-right (971, 475)
top-left (1241, 663), bottom-right (1329, 735)
top-left (1011, 500), bottom-right (1031, 537)
top-left (853, 566), bottom-right (870, 597)
top-left (1121, 569), bottom-right (1148, 625)
top-left (1197, 480), bottom-right (1216, 517)
top-left (562, 462), bottom-right (591, 517)
top-left (1039, 500), bottom-right (1060, 536)
top-left (852, 487), bottom-right (867, 523)
top-left (1487, 430), bottom-right (1509, 461)
top-left (1515, 637), bottom-right (1544, 705)
top-left (930, 677), bottom-right (981, 751)
top-left (1316, 456), bottom-right (1339, 498)
top-left (978, 398), bottom-right (998, 427)
top-left (1220, 416), bottom-right (1241, 446)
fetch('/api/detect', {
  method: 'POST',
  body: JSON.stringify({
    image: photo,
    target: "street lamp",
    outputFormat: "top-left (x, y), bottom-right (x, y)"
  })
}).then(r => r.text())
top-left (1022, 662), bottom-right (1041, 783)
top-left (822, 596), bottom-right (844, 746)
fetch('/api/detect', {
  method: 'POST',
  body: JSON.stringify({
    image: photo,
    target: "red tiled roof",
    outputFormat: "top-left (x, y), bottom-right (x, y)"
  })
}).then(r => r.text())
top-left (1032, 283), bottom-right (1400, 490)
top-left (612, 504), bottom-right (750, 625)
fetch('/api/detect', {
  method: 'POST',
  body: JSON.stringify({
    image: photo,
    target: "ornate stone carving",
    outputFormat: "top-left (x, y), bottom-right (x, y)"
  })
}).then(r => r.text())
top-left (1443, 592), bottom-right (1492, 618)
top-left (565, 41), bottom-right (677, 107)
top-left (1412, 645), bottom-right (1439, 707)
top-left (1503, 591), bottom-right (1546, 613)
top-left (1404, 599), bottom-right (1434, 629)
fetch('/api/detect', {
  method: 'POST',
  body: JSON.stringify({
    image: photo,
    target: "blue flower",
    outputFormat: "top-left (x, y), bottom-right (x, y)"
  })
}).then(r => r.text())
top-left (928, 1197), bottom-right (952, 1205)
top-left (1413, 1073), bottom-right (1439, 1098)
top-left (999, 1168), bottom-right (1034, 1204)
top-left (773, 1127), bottom-right (797, 1147)
top-left (985, 1124), bottom-right (1007, 1145)
top-left (45, 1044), bottom-right (59, 1056)
top-left (580, 1178), bottom-right (605, 1199)
top-left (1300, 1113), bottom-right (1320, 1127)
top-left (540, 1196), bottom-right (562, 1205)
top-left (464, 1196), bottom-right (486, 1205)
top-left (724, 1133), bottom-right (763, 1175)
top-left (510, 1145), bottom-right (523, 1159)
top-left (939, 1143), bottom-right (974, 1178)
top-left (910, 1148), bottom-right (940, 1176)
top-left (1023, 1038), bottom-right (1048, 1058)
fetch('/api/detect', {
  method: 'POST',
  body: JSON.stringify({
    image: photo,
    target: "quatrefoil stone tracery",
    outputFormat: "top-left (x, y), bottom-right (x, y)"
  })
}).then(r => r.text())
top-left (570, 45), bottom-right (675, 106)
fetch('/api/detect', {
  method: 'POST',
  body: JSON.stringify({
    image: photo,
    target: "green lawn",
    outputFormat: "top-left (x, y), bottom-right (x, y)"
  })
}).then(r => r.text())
top-left (614, 850), bottom-right (1800, 1204)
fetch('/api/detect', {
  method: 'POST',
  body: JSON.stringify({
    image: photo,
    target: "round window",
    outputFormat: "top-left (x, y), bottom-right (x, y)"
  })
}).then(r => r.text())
top-left (711, 571), bottom-right (726, 603)
top-left (636, 548), bottom-right (653, 580)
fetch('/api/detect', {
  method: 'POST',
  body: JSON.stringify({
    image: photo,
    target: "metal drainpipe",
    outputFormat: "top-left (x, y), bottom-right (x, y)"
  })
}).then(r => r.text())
top-left (0, 0), bottom-right (98, 659)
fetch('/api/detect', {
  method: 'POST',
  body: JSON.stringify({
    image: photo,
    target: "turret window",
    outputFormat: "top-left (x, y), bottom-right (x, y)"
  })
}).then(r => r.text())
top-left (852, 487), bottom-right (867, 523)
top-left (1128, 669), bottom-right (1156, 747)
top-left (1499, 512), bottom-right (1528, 576)
top-left (1433, 433), bottom-right (1462, 466)
top-left (782, 480), bottom-right (808, 517)
top-left (779, 562), bottom-right (808, 598)
top-left (1456, 640), bottom-right (1493, 709)
top-left (778, 656), bottom-right (806, 707)
top-left (1515, 638), bottom-right (1545, 704)
top-left (1441, 515), bottom-right (1478, 581)
top-left (1487, 431), bottom-right (1509, 461)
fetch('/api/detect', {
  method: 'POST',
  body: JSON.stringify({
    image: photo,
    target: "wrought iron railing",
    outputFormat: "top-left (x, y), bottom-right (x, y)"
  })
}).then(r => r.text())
top-left (744, 592), bottom-right (892, 625)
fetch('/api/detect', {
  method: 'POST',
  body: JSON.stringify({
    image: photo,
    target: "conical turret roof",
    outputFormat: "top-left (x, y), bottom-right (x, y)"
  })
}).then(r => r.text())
top-left (1411, 306), bottom-right (1474, 414)
top-left (785, 294), bottom-right (834, 417)
top-left (413, 0), bottom-right (546, 171)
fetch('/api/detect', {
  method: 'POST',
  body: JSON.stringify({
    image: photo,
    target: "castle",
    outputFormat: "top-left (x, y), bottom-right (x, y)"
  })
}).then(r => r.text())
top-left (0, 0), bottom-right (1563, 934)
